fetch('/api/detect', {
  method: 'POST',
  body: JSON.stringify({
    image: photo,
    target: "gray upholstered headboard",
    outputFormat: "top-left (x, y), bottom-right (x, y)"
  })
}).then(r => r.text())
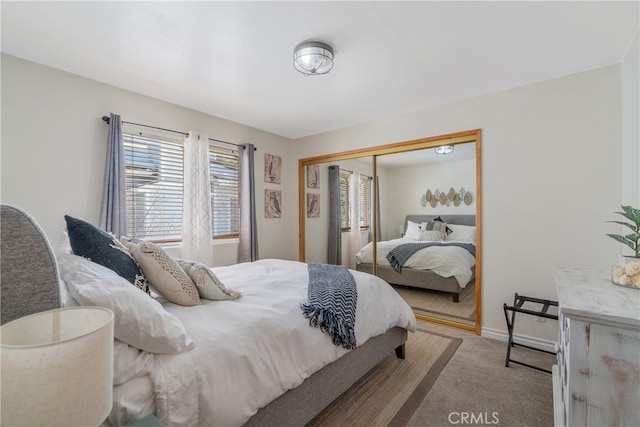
top-left (1, 205), bottom-right (61, 325)
top-left (404, 214), bottom-right (476, 232)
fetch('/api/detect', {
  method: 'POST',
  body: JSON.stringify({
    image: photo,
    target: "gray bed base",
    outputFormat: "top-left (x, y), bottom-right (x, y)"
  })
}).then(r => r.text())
top-left (356, 214), bottom-right (476, 302)
top-left (244, 327), bottom-right (407, 427)
top-left (356, 263), bottom-right (474, 302)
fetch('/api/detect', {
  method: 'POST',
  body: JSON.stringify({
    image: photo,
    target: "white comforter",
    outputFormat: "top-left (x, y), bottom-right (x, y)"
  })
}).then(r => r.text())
top-left (113, 259), bottom-right (416, 427)
top-left (355, 237), bottom-right (476, 287)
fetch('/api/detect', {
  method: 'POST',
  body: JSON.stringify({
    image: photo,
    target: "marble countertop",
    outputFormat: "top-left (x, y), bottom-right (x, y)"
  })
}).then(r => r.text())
top-left (554, 267), bottom-right (640, 327)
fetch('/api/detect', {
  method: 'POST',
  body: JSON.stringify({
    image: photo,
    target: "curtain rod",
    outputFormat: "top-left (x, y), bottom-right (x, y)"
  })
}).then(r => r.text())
top-left (339, 167), bottom-right (372, 179)
top-left (101, 116), bottom-right (252, 149)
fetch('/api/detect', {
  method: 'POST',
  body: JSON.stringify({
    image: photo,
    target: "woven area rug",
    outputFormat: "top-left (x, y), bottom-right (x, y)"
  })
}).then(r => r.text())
top-left (306, 328), bottom-right (462, 427)
top-left (393, 283), bottom-right (475, 322)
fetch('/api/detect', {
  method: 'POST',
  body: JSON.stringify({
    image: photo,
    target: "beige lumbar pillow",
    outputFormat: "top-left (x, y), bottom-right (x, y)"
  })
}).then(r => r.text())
top-left (177, 259), bottom-right (241, 301)
top-left (123, 239), bottom-right (200, 306)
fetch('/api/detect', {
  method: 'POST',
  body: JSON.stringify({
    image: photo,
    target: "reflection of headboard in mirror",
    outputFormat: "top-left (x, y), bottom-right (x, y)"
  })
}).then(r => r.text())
top-left (404, 214), bottom-right (475, 232)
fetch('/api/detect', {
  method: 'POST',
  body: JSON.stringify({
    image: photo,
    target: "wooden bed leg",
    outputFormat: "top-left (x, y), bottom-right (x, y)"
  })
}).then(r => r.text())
top-left (451, 292), bottom-right (460, 303)
top-left (395, 344), bottom-right (406, 359)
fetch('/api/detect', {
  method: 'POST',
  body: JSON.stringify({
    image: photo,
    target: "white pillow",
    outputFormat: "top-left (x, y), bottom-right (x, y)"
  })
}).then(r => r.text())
top-left (113, 339), bottom-right (154, 385)
top-left (177, 259), bottom-right (241, 301)
top-left (416, 230), bottom-right (445, 241)
top-left (446, 224), bottom-right (476, 243)
top-left (404, 220), bottom-right (421, 239)
top-left (57, 253), bottom-right (196, 354)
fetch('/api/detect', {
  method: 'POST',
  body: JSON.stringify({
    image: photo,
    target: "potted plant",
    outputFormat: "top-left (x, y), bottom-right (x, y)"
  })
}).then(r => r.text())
top-left (607, 205), bottom-right (640, 288)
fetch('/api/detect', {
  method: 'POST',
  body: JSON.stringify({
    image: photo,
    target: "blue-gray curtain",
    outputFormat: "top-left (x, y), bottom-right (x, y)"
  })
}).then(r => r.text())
top-left (238, 143), bottom-right (259, 262)
top-left (99, 113), bottom-right (127, 237)
top-left (327, 165), bottom-right (342, 265)
top-left (368, 176), bottom-right (381, 242)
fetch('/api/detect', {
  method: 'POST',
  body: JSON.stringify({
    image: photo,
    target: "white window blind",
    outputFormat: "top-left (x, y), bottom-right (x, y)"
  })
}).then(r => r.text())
top-left (209, 145), bottom-right (240, 238)
top-left (359, 175), bottom-right (371, 229)
top-left (124, 131), bottom-right (184, 242)
top-left (340, 171), bottom-right (351, 230)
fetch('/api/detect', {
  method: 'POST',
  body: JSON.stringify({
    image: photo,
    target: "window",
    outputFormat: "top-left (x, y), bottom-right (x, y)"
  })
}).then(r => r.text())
top-left (339, 171), bottom-right (351, 230)
top-left (209, 145), bottom-right (240, 238)
top-left (124, 132), bottom-right (184, 242)
top-left (338, 171), bottom-right (372, 231)
top-left (124, 129), bottom-right (240, 242)
top-left (359, 175), bottom-right (371, 229)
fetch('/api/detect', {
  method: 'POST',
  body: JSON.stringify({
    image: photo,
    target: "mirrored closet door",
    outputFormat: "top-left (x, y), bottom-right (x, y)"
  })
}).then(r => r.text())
top-left (373, 142), bottom-right (478, 330)
top-left (298, 130), bottom-right (482, 334)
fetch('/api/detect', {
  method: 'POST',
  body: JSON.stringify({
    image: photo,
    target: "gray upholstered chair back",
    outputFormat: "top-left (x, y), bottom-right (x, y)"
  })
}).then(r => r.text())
top-left (1, 205), bottom-right (61, 325)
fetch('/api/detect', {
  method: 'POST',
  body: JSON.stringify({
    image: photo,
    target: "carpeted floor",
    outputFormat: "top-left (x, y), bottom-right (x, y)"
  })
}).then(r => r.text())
top-left (306, 328), bottom-right (462, 427)
top-left (307, 321), bottom-right (555, 427)
top-left (407, 322), bottom-right (555, 427)
top-left (393, 283), bottom-right (475, 323)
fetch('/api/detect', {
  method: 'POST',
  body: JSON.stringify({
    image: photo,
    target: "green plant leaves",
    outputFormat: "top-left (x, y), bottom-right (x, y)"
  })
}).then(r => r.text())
top-left (606, 206), bottom-right (640, 258)
top-left (606, 234), bottom-right (636, 251)
top-left (614, 205), bottom-right (640, 227)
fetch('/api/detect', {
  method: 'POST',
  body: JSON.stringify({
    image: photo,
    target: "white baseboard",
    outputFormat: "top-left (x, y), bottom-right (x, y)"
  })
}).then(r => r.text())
top-left (481, 327), bottom-right (557, 353)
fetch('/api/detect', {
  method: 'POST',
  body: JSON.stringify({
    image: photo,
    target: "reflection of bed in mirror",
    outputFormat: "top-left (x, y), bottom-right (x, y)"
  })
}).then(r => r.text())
top-left (355, 215), bottom-right (476, 302)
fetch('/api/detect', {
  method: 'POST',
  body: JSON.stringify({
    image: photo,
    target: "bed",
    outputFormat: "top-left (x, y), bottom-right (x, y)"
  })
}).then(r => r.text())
top-left (0, 205), bottom-right (416, 427)
top-left (355, 215), bottom-right (476, 302)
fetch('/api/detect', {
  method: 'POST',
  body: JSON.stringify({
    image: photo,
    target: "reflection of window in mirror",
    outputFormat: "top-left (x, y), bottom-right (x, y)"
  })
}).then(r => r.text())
top-left (339, 171), bottom-right (350, 230)
top-left (359, 176), bottom-right (371, 229)
top-left (339, 170), bottom-right (372, 232)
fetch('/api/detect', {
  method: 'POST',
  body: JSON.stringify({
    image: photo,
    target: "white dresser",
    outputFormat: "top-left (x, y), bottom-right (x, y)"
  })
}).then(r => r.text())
top-left (553, 267), bottom-right (640, 427)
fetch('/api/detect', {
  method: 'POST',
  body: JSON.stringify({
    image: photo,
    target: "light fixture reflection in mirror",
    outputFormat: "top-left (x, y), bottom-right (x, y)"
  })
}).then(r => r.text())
top-left (434, 145), bottom-right (454, 155)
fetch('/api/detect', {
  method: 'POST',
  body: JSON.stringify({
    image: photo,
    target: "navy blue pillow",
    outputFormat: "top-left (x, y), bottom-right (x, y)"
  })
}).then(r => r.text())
top-left (64, 215), bottom-right (150, 294)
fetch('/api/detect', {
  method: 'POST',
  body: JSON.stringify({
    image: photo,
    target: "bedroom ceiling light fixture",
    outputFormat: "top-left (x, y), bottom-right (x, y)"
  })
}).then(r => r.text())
top-left (293, 41), bottom-right (334, 76)
top-left (434, 145), bottom-right (454, 155)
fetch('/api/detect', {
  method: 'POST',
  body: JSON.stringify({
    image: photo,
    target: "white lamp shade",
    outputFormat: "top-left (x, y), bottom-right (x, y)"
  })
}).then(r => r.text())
top-left (1, 307), bottom-right (114, 426)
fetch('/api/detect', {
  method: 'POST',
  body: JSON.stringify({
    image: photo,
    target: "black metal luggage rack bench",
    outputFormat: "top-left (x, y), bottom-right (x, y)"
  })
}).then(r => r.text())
top-left (503, 293), bottom-right (558, 374)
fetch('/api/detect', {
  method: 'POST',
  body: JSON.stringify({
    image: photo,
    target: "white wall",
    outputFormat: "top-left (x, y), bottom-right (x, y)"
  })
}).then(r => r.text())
top-left (0, 54), bottom-right (297, 265)
top-left (621, 30), bottom-right (639, 208)
top-left (293, 65), bottom-right (626, 341)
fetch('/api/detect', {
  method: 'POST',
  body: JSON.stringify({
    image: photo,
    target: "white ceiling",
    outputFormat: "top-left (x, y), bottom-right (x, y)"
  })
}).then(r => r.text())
top-left (1, 1), bottom-right (638, 139)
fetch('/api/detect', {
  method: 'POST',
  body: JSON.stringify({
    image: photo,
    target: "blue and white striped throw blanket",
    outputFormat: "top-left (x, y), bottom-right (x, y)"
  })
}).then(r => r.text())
top-left (387, 242), bottom-right (476, 273)
top-left (301, 263), bottom-right (358, 350)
